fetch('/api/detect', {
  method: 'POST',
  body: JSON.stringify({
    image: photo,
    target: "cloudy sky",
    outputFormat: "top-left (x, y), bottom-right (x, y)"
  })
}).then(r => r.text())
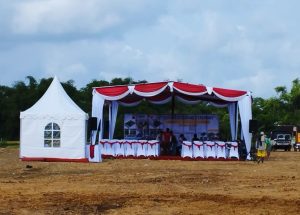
top-left (0, 0), bottom-right (299, 98)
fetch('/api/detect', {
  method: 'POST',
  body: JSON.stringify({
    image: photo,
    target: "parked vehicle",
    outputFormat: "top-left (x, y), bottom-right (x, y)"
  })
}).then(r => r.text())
top-left (271, 133), bottom-right (292, 151)
top-left (271, 125), bottom-right (294, 151)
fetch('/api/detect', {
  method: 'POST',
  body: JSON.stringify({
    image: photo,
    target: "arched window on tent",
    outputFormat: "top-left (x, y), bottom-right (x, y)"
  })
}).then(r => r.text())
top-left (44, 122), bottom-right (61, 147)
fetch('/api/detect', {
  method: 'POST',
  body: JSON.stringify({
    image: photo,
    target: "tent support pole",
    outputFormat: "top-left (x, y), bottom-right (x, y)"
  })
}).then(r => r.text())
top-left (171, 94), bottom-right (175, 131)
top-left (171, 94), bottom-right (175, 118)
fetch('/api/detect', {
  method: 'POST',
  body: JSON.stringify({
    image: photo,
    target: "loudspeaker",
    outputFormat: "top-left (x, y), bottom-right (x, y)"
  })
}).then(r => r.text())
top-left (249, 119), bottom-right (258, 133)
top-left (88, 117), bottom-right (98, 131)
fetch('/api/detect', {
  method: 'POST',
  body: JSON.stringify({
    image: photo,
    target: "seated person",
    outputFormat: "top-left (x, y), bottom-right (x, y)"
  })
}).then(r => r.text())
top-left (192, 133), bottom-right (200, 142)
top-left (177, 134), bottom-right (187, 155)
top-left (225, 141), bottom-right (232, 158)
top-left (200, 132), bottom-right (207, 141)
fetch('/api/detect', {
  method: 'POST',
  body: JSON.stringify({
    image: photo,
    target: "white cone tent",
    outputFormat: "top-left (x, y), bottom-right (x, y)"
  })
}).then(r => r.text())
top-left (20, 76), bottom-right (89, 162)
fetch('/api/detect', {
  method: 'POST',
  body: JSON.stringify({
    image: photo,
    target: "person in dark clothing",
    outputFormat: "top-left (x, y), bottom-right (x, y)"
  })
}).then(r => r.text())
top-left (170, 131), bottom-right (178, 156)
top-left (177, 134), bottom-right (187, 155)
top-left (161, 128), bottom-right (171, 155)
top-left (237, 138), bottom-right (247, 160)
top-left (192, 133), bottom-right (200, 142)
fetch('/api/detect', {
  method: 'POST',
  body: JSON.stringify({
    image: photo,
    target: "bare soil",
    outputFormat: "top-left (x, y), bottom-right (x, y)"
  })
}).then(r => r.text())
top-left (0, 148), bottom-right (300, 214)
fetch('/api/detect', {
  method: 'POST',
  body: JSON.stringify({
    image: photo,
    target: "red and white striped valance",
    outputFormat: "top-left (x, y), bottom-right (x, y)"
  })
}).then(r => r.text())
top-left (93, 81), bottom-right (248, 105)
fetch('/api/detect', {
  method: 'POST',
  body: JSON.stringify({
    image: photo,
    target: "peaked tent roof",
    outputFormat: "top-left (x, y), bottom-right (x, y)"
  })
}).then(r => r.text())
top-left (93, 81), bottom-right (250, 106)
top-left (20, 76), bottom-right (88, 119)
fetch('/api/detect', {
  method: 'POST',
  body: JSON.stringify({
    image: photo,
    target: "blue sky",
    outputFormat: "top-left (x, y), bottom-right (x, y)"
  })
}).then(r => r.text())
top-left (0, 0), bottom-right (299, 98)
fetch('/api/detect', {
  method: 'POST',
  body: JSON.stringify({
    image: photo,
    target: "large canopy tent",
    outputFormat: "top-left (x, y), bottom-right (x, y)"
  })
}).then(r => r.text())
top-left (92, 81), bottom-right (252, 159)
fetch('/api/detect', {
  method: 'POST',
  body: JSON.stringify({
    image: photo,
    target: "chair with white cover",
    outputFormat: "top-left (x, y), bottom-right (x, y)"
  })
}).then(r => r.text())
top-left (104, 139), bottom-right (116, 156)
top-left (215, 141), bottom-right (226, 159)
top-left (181, 141), bottom-right (193, 158)
top-left (86, 144), bottom-right (102, 162)
top-left (136, 140), bottom-right (148, 157)
top-left (193, 141), bottom-right (205, 158)
top-left (147, 140), bottom-right (159, 157)
top-left (124, 140), bottom-right (137, 157)
top-left (205, 141), bottom-right (216, 158)
top-left (156, 141), bottom-right (160, 156)
top-left (114, 140), bottom-right (125, 157)
top-left (229, 141), bottom-right (239, 159)
top-left (99, 140), bottom-right (108, 155)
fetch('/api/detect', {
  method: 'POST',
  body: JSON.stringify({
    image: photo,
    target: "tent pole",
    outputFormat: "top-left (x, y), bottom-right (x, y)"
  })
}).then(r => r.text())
top-left (171, 94), bottom-right (175, 131)
top-left (171, 94), bottom-right (175, 118)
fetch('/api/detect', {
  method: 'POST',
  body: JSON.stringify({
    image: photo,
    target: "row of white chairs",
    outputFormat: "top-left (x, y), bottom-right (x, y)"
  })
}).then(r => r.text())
top-left (99, 139), bottom-right (160, 157)
top-left (181, 141), bottom-right (239, 159)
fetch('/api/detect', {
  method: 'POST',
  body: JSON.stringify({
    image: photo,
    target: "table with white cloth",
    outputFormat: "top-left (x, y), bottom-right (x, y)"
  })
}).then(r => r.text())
top-left (95, 139), bottom-right (239, 160)
top-left (98, 139), bottom-right (160, 157)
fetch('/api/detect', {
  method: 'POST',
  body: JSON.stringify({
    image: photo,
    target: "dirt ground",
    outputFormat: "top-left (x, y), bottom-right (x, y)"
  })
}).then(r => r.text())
top-left (0, 148), bottom-right (300, 215)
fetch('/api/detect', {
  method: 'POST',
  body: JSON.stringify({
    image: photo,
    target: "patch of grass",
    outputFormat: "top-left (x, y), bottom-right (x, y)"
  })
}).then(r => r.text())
top-left (0, 140), bottom-right (19, 148)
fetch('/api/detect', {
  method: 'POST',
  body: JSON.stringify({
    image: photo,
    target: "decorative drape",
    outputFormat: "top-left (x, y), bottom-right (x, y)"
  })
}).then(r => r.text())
top-left (238, 92), bottom-right (252, 159)
top-left (91, 90), bottom-right (105, 143)
top-left (228, 103), bottom-right (236, 141)
top-left (109, 101), bottom-right (119, 139)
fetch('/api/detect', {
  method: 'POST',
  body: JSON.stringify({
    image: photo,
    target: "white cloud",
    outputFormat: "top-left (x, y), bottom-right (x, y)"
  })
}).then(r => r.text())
top-left (1, 0), bottom-right (300, 98)
top-left (11, 0), bottom-right (165, 36)
top-left (11, 0), bottom-right (122, 34)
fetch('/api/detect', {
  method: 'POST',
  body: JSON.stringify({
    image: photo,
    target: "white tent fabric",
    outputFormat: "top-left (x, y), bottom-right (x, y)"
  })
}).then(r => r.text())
top-left (238, 92), bottom-right (253, 159)
top-left (91, 90), bottom-right (105, 142)
top-left (20, 76), bottom-right (89, 161)
top-left (228, 103), bottom-right (236, 141)
top-left (109, 101), bottom-right (119, 139)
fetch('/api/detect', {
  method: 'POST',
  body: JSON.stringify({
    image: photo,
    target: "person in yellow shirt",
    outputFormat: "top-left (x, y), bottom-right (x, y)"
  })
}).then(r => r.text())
top-left (256, 132), bottom-right (267, 164)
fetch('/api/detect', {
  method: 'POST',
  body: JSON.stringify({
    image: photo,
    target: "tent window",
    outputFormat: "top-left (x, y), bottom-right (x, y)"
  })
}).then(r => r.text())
top-left (44, 122), bottom-right (61, 148)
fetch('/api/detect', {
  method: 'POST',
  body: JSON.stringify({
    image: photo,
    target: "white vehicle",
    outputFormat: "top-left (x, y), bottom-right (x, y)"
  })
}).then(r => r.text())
top-left (271, 133), bottom-right (292, 151)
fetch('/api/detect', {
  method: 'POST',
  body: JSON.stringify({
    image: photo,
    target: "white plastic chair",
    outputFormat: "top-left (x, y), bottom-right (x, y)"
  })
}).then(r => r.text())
top-left (114, 140), bottom-right (125, 157)
top-left (215, 141), bottom-right (226, 159)
top-left (124, 140), bottom-right (137, 157)
top-left (99, 139), bottom-right (108, 155)
top-left (136, 140), bottom-right (148, 157)
top-left (193, 141), bottom-right (205, 158)
top-left (156, 142), bottom-right (160, 156)
top-left (147, 140), bottom-right (159, 157)
top-left (205, 141), bottom-right (216, 158)
top-left (181, 141), bottom-right (193, 158)
top-left (229, 141), bottom-right (239, 159)
top-left (105, 139), bottom-right (116, 156)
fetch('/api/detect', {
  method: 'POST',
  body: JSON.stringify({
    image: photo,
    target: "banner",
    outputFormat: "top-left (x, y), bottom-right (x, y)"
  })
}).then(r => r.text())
top-left (124, 114), bottom-right (219, 141)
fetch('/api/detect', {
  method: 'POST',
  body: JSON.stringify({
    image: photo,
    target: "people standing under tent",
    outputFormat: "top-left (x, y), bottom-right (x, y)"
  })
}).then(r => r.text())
top-left (265, 134), bottom-right (272, 160)
top-left (238, 138), bottom-right (247, 160)
top-left (225, 141), bottom-right (232, 159)
top-left (200, 132), bottom-right (207, 141)
top-left (170, 131), bottom-right (178, 156)
top-left (177, 134), bottom-right (187, 155)
top-left (156, 130), bottom-right (163, 141)
top-left (156, 130), bottom-right (163, 156)
top-left (162, 128), bottom-right (171, 155)
top-left (256, 131), bottom-right (267, 164)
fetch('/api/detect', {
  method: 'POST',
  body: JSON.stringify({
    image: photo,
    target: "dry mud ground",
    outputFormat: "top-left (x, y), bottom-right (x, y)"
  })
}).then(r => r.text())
top-left (0, 148), bottom-right (300, 215)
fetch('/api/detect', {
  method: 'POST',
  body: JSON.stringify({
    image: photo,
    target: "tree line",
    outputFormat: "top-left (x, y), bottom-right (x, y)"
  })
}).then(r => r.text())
top-left (0, 76), bottom-right (299, 140)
